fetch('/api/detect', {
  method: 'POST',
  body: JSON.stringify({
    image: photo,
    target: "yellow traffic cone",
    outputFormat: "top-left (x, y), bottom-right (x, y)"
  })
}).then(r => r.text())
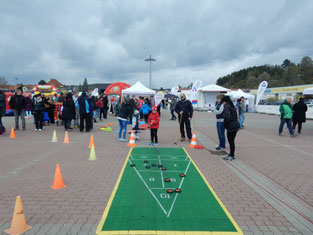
top-left (5, 196), bottom-right (32, 235)
top-left (88, 144), bottom-right (97, 160)
top-left (51, 130), bottom-right (58, 142)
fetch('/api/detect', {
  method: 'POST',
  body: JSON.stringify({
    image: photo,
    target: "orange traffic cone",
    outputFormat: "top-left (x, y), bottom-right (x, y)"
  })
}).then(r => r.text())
top-left (5, 196), bottom-right (32, 235)
top-left (63, 131), bottom-right (70, 143)
top-left (88, 134), bottom-right (95, 148)
top-left (51, 164), bottom-right (67, 190)
top-left (10, 127), bottom-right (16, 139)
top-left (127, 131), bottom-right (137, 147)
top-left (189, 131), bottom-right (197, 148)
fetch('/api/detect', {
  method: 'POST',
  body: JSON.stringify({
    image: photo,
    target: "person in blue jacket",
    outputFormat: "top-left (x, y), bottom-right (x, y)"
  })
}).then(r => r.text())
top-left (140, 101), bottom-right (152, 123)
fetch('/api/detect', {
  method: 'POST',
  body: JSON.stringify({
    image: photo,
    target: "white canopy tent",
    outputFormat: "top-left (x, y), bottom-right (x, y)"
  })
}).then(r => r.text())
top-left (228, 89), bottom-right (255, 112)
top-left (122, 81), bottom-right (156, 97)
top-left (302, 87), bottom-right (313, 95)
top-left (197, 84), bottom-right (230, 110)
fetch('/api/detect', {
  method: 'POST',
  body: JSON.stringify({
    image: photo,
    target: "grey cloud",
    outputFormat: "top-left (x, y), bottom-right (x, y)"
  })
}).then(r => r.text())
top-left (1, 0), bottom-right (313, 88)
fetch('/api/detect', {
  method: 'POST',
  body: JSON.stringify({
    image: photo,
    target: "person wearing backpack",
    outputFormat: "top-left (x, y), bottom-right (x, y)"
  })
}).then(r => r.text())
top-left (221, 96), bottom-right (240, 161)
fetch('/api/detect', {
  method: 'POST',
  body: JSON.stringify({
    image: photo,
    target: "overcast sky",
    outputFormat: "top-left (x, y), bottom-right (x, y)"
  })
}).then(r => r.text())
top-left (1, 0), bottom-right (313, 88)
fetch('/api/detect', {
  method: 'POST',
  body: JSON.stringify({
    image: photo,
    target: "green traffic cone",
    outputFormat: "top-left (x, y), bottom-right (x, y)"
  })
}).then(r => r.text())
top-left (88, 144), bottom-right (97, 160)
top-left (51, 130), bottom-right (58, 142)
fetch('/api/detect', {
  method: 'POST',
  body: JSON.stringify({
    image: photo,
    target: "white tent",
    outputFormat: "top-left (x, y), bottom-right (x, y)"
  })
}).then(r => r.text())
top-left (303, 87), bottom-right (313, 95)
top-left (228, 89), bottom-right (255, 112)
top-left (199, 84), bottom-right (230, 92)
top-left (228, 89), bottom-right (254, 99)
top-left (122, 81), bottom-right (156, 96)
top-left (197, 84), bottom-right (230, 110)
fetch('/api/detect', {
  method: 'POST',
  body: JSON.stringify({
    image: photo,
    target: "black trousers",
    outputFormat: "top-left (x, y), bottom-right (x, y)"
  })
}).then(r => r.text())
top-left (100, 108), bottom-right (108, 120)
top-left (227, 130), bottom-right (238, 157)
top-left (48, 109), bottom-right (54, 123)
top-left (34, 112), bottom-right (43, 129)
top-left (80, 113), bottom-right (91, 132)
top-left (144, 114), bottom-right (149, 123)
top-left (293, 121), bottom-right (303, 133)
top-left (179, 117), bottom-right (192, 139)
top-left (150, 128), bottom-right (158, 143)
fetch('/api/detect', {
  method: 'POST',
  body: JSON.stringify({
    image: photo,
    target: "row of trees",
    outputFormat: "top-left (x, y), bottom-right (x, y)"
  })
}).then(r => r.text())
top-left (216, 56), bottom-right (313, 89)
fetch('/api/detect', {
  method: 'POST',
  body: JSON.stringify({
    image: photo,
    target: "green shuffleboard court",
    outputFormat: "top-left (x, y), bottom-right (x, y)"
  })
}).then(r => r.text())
top-left (97, 147), bottom-right (243, 234)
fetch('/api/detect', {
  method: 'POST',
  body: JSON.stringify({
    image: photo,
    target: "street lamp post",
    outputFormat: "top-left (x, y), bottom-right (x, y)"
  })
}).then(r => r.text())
top-left (144, 54), bottom-right (156, 89)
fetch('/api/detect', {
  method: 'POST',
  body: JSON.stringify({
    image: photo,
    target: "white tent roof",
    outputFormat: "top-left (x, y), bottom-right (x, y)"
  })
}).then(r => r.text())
top-left (228, 89), bottom-right (254, 99)
top-left (122, 81), bottom-right (156, 96)
top-left (199, 84), bottom-right (230, 92)
top-left (303, 87), bottom-right (313, 95)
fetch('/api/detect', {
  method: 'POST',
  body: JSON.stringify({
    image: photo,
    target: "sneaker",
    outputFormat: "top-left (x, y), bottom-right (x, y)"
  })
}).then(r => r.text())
top-left (229, 156), bottom-right (235, 161)
top-left (38, 129), bottom-right (42, 132)
top-left (23, 128), bottom-right (26, 131)
top-left (118, 138), bottom-right (123, 141)
top-left (278, 133), bottom-right (283, 136)
top-left (149, 142), bottom-right (154, 146)
top-left (122, 139), bottom-right (127, 142)
top-left (74, 125), bottom-right (78, 128)
top-left (153, 143), bottom-right (159, 146)
top-left (216, 147), bottom-right (224, 151)
top-left (188, 139), bottom-right (192, 142)
top-left (223, 156), bottom-right (230, 160)
top-left (135, 135), bottom-right (139, 140)
top-left (290, 134), bottom-right (297, 138)
top-left (14, 128), bottom-right (19, 131)
top-left (180, 137), bottom-right (185, 141)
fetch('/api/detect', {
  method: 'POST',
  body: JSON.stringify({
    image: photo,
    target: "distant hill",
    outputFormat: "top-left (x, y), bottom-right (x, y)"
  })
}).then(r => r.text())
top-left (216, 56), bottom-right (313, 89)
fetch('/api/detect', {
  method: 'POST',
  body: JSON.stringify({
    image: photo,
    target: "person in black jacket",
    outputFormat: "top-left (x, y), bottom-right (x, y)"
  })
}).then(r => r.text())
top-left (62, 93), bottom-right (76, 131)
top-left (117, 97), bottom-right (133, 141)
top-left (31, 93), bottom-right (45, 131)
top-left (9, 89), bottom-right (26, 130)
top-left (76, 92), bottom-right (91, 132)
top-left (0, 91), bottom-right (6, 136)
top-left (175, 93), bottom-right (193, 141)
top-left (221, 96), bottom-right (240, 161)
top-left (292, 98), bottom-right (307, 134)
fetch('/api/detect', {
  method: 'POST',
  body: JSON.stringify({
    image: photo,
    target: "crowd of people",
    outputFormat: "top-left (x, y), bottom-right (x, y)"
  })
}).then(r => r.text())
top-left (0, 89), bottom-right (310, 162)
top-left (0, 89), bottom-right (110, 134)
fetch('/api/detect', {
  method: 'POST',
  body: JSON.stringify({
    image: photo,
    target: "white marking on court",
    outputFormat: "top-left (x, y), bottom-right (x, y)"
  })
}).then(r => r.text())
top-left (167, 160), bottom-right (191, 218)
top-left (128, 160), bottom-right (168, 215)
top-left (130, 158), bottom-right (187, 161)
top-left (151, 188), bottom-right (174, 190)
top-left (138, 170), bottom-right (184, 172)
top-left (158, 154), bottom-right (165, 188)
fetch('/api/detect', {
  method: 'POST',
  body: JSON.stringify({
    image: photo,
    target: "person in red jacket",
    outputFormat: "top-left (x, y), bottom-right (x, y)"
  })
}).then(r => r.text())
top-left (148, 106), bottom-right (160, 146)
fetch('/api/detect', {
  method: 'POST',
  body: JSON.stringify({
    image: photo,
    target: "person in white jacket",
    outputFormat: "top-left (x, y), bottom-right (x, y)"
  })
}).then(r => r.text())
top-left (214, 94), bottom-right (225, 150)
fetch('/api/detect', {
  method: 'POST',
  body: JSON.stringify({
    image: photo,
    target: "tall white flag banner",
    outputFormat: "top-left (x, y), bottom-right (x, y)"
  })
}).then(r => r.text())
top-left (92, 88), bottom-right (99, 97)
top-left (256, 81), bottom-right (268, 105)
top-left (190, 80), bottom-right (202, 101)
top-left (171, 86), bottom-right (179, 95)
top-left (154, 92), bottom-right (165, 107)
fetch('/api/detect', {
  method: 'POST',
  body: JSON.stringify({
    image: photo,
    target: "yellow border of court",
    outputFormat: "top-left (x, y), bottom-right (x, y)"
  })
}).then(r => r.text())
top-left (96, 147), bottom-right (243, 235)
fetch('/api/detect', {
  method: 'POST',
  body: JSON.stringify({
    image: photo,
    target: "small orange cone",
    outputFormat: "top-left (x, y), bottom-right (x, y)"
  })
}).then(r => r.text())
top-left (10, 127), bottom-right (16, 139)
top-left (88, 134), bottom-right (95, 148)
top-left (51, 164), bottom-right (67, 190)
top-left (127, 130), bottom-right (137, 147)
top-left (5, 196), bottom-right (32, 235)
top-left (189, 131), bottom-right (197, 148)
top-left (63, 131), bottom-right (70, 143)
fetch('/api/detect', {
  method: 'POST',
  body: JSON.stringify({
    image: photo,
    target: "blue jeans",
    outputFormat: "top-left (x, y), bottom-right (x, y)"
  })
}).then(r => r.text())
top-left (216, 122), bottom-right (226, 148)
top-left (279, 119), bottom-right (294, 135)
top-left (118, 119), bottom-right (128, 139)
top-left (239, 113), bottom-right (245, 128)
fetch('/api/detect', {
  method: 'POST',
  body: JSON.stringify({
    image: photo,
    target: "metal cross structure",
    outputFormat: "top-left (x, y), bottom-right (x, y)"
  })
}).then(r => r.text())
top-left (144, 54), bottom-right (156, 89)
